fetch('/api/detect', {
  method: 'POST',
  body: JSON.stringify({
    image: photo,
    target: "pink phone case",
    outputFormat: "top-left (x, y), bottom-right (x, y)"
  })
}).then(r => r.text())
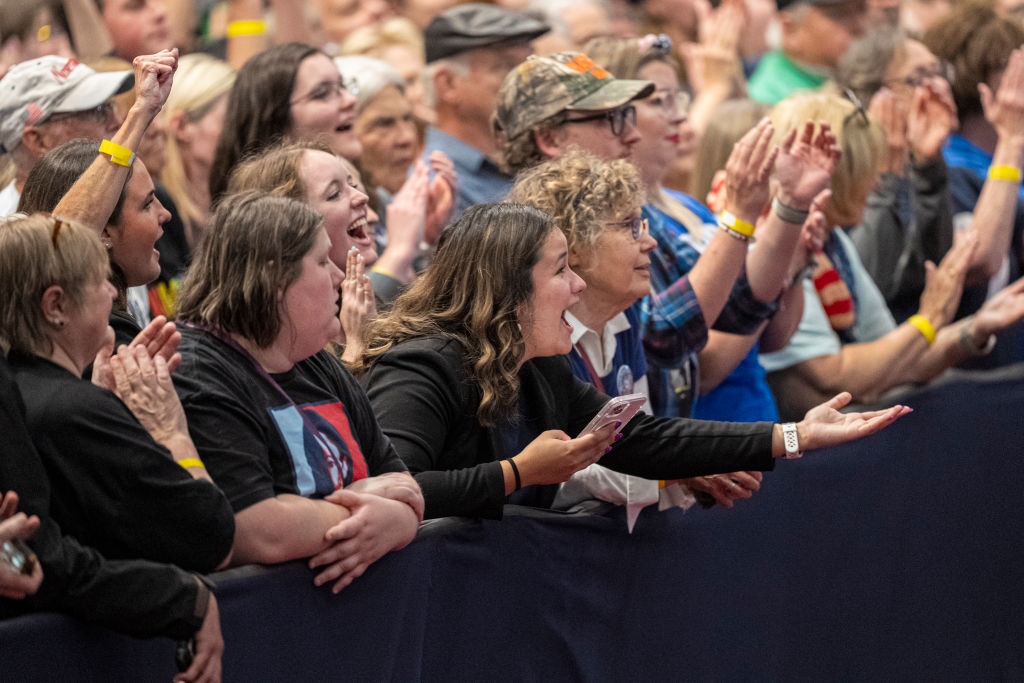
top-left (577, 393), bottom-right (647, 439)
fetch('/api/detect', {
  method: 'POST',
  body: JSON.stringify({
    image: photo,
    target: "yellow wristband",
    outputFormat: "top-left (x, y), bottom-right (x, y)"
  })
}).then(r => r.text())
top-left (227, 20), bottom-right (266, 37)
top-left (658, 480), bottom-right (666, 489)
top-left (719, 211), bottom-right (757, 238)
top-left (907, 314), bottom-right (936, 345)
top-left (98, 139), bottom-right (134, 168)
top-left (988, 164), bottom-right (1022, 182)
top-left (177, 457), bottom-right (206, 470)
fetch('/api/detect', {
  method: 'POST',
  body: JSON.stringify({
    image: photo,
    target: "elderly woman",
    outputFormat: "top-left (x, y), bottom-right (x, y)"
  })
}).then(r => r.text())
top-left (0, 213), bottom-right (234, 572)
top-left (173, 192), bottom-right (422, 593)
top-left (836, 27), bottom-right (1024, 340)
top-left (508, 151), bottom-right (764, 522)
top-left (583, 36), bottom-right (836, 422)
top-left (358, 202), bottom-right (910, 521)
top-left (334, 56), bottom-right (419, 196)
top-left (209, 42), bottom-right (360, 201)
top-left (761, 92), bottom-right (1024, 419)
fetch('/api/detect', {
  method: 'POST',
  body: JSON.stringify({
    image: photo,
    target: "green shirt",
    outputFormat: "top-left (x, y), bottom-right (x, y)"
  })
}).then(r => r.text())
top-left (747, 51), bottom-right (829, 104)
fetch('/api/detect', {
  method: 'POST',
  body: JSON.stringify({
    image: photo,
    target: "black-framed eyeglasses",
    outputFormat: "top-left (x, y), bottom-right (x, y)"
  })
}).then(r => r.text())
top-left (563, 104), bottom-right (637, 138)
top-left (43, 101), bottom-right (115, 126)
top-left (605, 216), bottom-right (649, 241)
top-left (291, 77), bottom-right (359, 105)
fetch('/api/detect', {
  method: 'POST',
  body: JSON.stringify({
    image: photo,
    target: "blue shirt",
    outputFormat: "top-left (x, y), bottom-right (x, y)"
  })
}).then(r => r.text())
top-left (420, 127), bottom-right (514, 218)
top-left (567, 306), bottom-right (648, 398)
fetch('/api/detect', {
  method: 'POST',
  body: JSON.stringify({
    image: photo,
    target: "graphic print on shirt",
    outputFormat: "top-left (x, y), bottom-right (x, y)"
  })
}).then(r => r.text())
top-left (268, 400), bottom-right (368, 496)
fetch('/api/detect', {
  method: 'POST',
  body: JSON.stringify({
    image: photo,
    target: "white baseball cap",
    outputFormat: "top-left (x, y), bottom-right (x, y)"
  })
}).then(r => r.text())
top-left (0, 56), bottom-right (134, 153)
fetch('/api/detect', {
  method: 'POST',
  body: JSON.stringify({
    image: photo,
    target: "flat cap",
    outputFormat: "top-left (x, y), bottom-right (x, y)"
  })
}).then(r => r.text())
top-left (424, 3), bottom-right (550, 63)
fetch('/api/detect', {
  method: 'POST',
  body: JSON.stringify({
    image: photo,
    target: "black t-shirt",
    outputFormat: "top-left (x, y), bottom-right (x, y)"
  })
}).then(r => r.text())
top-left (8, 352), bottom-right (235, 573)
top-left (0, 354), bottom-right (207, 639)
top-left (174, 326), bottom-right (407, 513)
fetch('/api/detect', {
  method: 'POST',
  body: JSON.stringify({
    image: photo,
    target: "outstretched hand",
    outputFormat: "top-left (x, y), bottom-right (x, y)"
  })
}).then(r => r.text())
top-left (683, 471), bottom-right (762, 508)
top-left (92, 316), bottom-right (181, 391)
top-left (907, 77), bottom-right (957, 162)
top-left (425, 151), bottom-right (457, 245)
top-left (774, 121), bottom-right (841, 209)
top-left (795, 392), bottom-right (912, 452)
top-left (339, 248), bottom-right (377, 364)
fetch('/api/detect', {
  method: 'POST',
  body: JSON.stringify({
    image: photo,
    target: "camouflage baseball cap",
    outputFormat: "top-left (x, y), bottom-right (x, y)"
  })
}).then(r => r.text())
top-left (494, 52), bottom-right (655, 141)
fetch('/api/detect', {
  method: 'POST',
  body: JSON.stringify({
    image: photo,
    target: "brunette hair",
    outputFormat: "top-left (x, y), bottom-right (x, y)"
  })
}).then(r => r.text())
top-left (18, 137), bottom-right (135, 309)
top-left (923, 1), bottom-right (1024, 120)
top-left (359, 202), bottom-right (555, 425)
top-left (225, 140), bottom-right (333, 200)
top-left (176, 192), bottom-right (323, 347)
top-left (208, 42), bottom-right (322, 202)
top-left (0, 213), bottom-right (107, 355)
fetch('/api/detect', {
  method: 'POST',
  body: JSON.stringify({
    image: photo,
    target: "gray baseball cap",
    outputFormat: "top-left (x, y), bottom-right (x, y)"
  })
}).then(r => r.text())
top-left (0, 56), bottom-right (134, 153)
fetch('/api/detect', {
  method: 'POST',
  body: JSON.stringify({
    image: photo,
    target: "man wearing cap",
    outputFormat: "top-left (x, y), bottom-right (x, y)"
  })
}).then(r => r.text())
top-left (493, 51), bottom-right (652, 176)
top-left (0, 56), bottom-right (133, 215)
top-left (746, 0), bottom-right (868, 104)
top-left (419, 3), bottom-right (549, 215)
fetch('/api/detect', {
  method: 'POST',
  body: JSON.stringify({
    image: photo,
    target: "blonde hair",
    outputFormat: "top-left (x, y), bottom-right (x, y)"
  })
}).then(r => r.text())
top-left (691, 99), bottom-right (769, 203)
top-left (0, 213), bottom-right (107, 355)
top-left (161, 54), bottom-right (236, 241)
top-left (339, 17), bottom-right (425, 61)
top-left (506, 149), bottom-right (642, 256)
top-left (770, 93), bottom-right (885, 226)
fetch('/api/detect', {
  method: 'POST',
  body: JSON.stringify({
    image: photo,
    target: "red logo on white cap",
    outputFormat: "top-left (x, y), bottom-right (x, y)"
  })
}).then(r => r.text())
top-left (50, 58), bottom-right (80, 82)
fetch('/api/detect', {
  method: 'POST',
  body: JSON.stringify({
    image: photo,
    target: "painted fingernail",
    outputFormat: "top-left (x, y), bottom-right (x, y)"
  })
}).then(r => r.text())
top-left (614, 421), bottom-right (622, 429)
top-left (349, 246), bottom-right (358, 253)
top-left (614, 433), bottom-right (623, 442)
top-left (604, 447), bottom-right (612, 454)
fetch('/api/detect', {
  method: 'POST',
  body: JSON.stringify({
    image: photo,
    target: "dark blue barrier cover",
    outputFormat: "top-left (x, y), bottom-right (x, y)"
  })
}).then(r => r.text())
top-left (2, 368), bottom-right (1024, 681)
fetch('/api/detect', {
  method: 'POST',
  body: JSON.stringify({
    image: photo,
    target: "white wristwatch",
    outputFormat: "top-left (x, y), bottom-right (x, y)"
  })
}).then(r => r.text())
top-left (781, 422), bottom-right (803, 459)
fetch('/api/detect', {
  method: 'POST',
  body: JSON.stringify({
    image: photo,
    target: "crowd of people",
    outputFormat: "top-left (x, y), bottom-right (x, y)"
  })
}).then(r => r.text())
top-left (2, 0), bottom-right (1024, 679)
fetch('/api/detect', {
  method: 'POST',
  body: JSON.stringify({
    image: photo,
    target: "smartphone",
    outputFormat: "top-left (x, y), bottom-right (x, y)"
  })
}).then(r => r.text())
top-left (1, 538), bottom-right (37, 576)
top-left (577, 393), bottom-right (647, 439)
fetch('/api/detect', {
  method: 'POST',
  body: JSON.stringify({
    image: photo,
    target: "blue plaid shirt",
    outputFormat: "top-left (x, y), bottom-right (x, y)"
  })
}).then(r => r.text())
top-left (641, 190), bottom-right (778, 417)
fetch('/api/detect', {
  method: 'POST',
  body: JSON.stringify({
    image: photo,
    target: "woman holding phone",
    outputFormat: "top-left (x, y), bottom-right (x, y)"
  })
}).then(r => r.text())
top-left (357, 202), bottom-right (911, 520)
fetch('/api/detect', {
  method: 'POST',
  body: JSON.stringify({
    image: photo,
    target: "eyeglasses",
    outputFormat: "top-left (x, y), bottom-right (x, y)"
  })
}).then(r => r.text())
top-left (887, 61), bottom-right (955, 89)
top-left (43, 101), bottom-right (116, 126)
top-left (646, 89), bottom-right (691, 117)
top-left (605, 216), bottom-right (649, 241)
top-left (563, 104), bottom-right (637, 138)
top-left (291, 77), bottom-right (359, 105)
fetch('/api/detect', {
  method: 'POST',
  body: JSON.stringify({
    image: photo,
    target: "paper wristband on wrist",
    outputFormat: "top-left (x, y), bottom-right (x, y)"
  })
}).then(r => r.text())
top-left (907, 314), bottom-right (936, 345)
top-left (227, 20), bottom-right (266, 37)
top-left (988, 164), bottom-right (1022, 182)
top-left (506, 458), bottom-right (522, 491)
top-left (98, 139), bottom-right (134, 168)
top-left (958, 318), bottom-right (996, 356)
top-left (719, 211), bottom-right (756, 242)
top-left (771, 197), bottom-right (810, 224)
top-left (177, 458), bottom-right (206, 470)
top-left (781, 422), bottom-right (802, 459)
